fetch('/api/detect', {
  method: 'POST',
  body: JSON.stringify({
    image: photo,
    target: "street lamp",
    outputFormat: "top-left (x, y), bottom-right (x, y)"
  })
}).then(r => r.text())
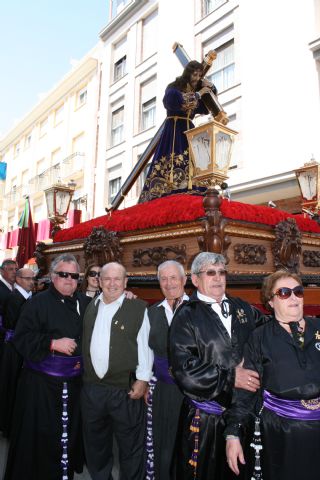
top-left (294, 158), bottom-right (320, 213)
top-left (44, 180), bottom-right (76, 238)
top-left (185, 119), bottom-right (237, 188)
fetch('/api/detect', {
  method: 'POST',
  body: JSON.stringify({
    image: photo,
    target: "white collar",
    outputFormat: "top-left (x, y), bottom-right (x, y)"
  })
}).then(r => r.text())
top-left (15, 284), bottom-right (32, 300)
top-left (158, 293), bottom-right (189, 310)
top-left (197, 291), bottom-right (227, 304)
top-left (94, 291), bottom-right (125, 307)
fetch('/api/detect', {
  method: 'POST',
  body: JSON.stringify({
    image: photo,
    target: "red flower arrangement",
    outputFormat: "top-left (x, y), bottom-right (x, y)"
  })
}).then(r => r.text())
top-left (54, 194), bottom-right (320, 243)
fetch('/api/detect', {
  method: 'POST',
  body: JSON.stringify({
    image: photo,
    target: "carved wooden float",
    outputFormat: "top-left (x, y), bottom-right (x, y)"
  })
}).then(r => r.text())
top-left (36, 190), bottom-right (320, 313)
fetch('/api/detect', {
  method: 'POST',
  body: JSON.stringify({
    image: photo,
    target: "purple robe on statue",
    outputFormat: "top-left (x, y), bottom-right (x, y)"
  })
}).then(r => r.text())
top-left (139, 86), bottom-right (210, 203)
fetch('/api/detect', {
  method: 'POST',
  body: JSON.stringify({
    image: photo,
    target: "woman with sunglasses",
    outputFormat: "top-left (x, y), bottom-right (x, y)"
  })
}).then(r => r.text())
top-left (225, 270), bottom-right (320, 480)
top-left (81, 264), bottom-right (101, 298)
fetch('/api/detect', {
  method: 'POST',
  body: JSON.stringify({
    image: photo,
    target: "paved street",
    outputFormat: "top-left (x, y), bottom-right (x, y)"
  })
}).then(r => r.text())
top-left (0, 434), bottom-right (119, 479)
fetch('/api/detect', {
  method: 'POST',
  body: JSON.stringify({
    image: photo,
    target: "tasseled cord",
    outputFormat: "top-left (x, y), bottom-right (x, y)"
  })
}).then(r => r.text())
top-left (189, 408), bottom-right (201, 477)
top-left (250, 412), bottom-right (263, 480)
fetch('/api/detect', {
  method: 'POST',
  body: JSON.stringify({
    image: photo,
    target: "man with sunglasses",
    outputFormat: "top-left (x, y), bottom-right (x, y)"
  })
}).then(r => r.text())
top-left (4, 254), bottom-right (91, 480)
top-left (169, 252), bottom-right (265, 480)
top-left (0, 268), bottom-right (35, 438)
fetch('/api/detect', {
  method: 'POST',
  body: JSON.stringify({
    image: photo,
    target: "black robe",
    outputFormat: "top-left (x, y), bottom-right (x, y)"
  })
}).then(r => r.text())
top-left (0, 288), bottom-right (27, 437)
top-left (225, 316), bottom-right (320, 480)
top-left (148, 302), bottom-right (184, 480)
top-left (4, 285), bottom-right (91, 480)
top-left (0, 279), bottom-right (13, 360)
top-left (169, 292), bottom-right (265, 480)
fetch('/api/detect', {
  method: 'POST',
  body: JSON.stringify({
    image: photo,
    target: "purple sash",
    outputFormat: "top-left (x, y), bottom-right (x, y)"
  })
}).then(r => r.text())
top-left (4, 329), bottom-right (14, 342)
top-left (24, 355), bottom-right (83, 378)
top-left (263, 389), bottom-right (320, 420)
top-left (153, 356), bottom-right (175, 384)
top-left (190, 399), bottom-right (224, 415)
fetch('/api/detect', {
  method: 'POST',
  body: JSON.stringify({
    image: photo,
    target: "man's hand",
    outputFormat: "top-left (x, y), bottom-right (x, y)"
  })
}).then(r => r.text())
top-left (124, 290), bottom-right (137, 300)
top-left (226, 437), bottom-right (245, 475)
top-left (52, 337), bottom-right (77, 356)
top-left (128, 380), bottom-right (148, 400)
top-left (235, 360), bottom-right (260, 392)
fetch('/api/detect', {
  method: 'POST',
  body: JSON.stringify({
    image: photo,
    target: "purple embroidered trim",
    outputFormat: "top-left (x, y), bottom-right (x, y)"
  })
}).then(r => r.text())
top-left (263, 390), bottom-right (320, 420)
top-left (61, 381), bottom-right (69, 480)
top-left (153, 356), bottom-right (175, 384)
top-left (24, 355), bottom-right (83, 378)
top-left (4, 328), bottom-right (14, 342)
top-left (146, 377), bottom-right (157, 480)
top-left (190, 399), bottom-right (224, 415)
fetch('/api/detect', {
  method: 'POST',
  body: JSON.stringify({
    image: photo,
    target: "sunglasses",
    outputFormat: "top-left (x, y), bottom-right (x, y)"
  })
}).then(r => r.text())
top-left (197, 269), bottom-right (227, 277)
top-left (271, 286), bottom-right (304, 300)
top-left (54, 271), bottom-right (80, 280)
top-left (88, 271), bottom-right (100, 278)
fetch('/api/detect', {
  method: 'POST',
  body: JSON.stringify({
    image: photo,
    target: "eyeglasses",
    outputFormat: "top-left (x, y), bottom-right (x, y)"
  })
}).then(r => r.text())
top-left (196, 269), bottom-right (227, 277)
top-left (88, 271), bottom-right (100, 278)
top-left (271, 286), bottom-right (304, 300)
top-left (53, 271), bottom-right (80, 280)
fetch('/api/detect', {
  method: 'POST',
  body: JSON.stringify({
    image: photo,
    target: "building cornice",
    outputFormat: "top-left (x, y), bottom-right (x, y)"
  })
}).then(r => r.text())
top-left (0, 56), bottom-right (98, 149)
top-left (99, 0), bottom-right (149, 40)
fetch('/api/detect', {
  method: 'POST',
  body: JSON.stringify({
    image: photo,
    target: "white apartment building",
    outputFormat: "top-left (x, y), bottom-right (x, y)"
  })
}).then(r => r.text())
top-left (0, 46), bottom-right (101, 260)
top-left (94, 0), bottom-right (320, 215)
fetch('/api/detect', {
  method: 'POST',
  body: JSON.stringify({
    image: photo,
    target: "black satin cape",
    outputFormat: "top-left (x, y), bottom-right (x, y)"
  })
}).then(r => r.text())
top-left (169, 292), bottom-right (265, 480)
top-left (225, 316), bottom-right (320, 480)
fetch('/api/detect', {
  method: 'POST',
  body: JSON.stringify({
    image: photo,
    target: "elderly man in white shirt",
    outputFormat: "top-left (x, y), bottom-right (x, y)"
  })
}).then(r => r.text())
top-left (146, 260), bottom-right (189, 480)
top-left (82, 262), bottom-right (153, 480)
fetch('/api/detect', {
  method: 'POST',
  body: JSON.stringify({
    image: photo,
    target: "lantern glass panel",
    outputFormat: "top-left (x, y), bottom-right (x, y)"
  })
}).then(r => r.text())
top-left (190, 130), bottom-right (211, 171)
top-left (215, 131), bottom-right (233, 171)
top-left (45, 190), bottom-right (55, 217)
top-left (55, 189), bottom-right (71, 216)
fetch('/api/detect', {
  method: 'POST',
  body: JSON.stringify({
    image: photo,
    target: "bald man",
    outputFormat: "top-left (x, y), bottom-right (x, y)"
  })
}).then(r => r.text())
top-left (82, 262), bottom-right (153, 480)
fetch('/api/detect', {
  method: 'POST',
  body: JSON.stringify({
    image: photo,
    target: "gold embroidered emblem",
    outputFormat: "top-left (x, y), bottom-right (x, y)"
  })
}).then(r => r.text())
top-left (315, 330), bottom-right (320, 340)
top-left (236, 308), bottom-right (247, 324)
top-left (301, 398), bottom-right (320, 410)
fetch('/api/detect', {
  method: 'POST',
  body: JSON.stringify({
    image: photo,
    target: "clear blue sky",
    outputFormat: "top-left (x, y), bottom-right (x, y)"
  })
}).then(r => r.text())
top-left (0, 0), bottom-right (108, 137)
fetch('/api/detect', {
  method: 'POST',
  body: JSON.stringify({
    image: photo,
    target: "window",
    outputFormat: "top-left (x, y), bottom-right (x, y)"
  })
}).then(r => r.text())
top-left (140, 76), bottom-right (156, 131)
top-left (72, 133), bottom-right (85, 154)
top-left (207, 40), bottom-right (235, 92)
top-left (76, 87), bottom-right (87, 108)
top-left (142, 10), bottom-right (158, 61)
top-left (39, 118), bottom-right (48, 137)
top-left (25, 133), bottom-right (32, 149)
top-left (108, 177), bottom-right (121, 203)
top-left (14, 142), bottom-right (20, 157)
top-left (203, 0), bottom-right (225, 16)
top-left (54, 104), bottom-right (64, 126)
top-left (113, 36), bottom-right (127, 82)
top-left (51, 148), bottom-right (61, 166)
top-left (36, 158), bottom-right (45, 175)
top-left (21, 169), bottom-right (29, 196)
top-left (111, 106), bottom-right (124, 146)
top-left (141, 98), bottom-right (156, 131)
top-left (114, 56), bottom-right (126, 82)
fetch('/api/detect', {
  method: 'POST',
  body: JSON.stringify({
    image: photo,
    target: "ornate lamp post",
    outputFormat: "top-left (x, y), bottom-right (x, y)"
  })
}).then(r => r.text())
top-left (185, 119), bottom-right (237, 189)
top-left (294, 159), bottom-right (320, 214)
top-left (44, 181), bottom-right (76, 238)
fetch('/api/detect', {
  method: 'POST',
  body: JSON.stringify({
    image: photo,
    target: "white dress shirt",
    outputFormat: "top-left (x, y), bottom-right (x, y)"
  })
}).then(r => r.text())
top-left (90, 292), bottom-right (153, 381)
top-left (157, 293), bottom-right (189, 326)
top-left (15, 284), bottom-right (32, 300)
top-left (197, 291), bottom-right (232, 337)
